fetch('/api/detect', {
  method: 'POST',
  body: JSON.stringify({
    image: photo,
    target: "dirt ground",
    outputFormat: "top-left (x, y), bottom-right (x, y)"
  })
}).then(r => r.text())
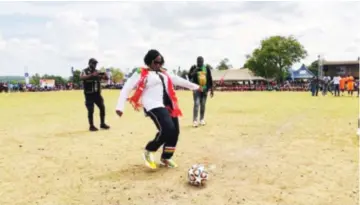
top-left (0, 90), bottom-right (358, 205)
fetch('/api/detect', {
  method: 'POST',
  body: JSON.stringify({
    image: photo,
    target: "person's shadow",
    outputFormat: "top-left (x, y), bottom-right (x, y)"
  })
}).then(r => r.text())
top-left (92, 163), bottom-right (171, 182)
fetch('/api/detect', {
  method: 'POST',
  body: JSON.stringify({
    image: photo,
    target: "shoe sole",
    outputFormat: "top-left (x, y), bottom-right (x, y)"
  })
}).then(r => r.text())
top-left (142, 153), bottom-right (156, 169)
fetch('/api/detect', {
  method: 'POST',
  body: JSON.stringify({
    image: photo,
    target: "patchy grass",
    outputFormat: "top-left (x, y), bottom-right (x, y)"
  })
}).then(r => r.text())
top-left (0, 90), bottom-right (358, 205)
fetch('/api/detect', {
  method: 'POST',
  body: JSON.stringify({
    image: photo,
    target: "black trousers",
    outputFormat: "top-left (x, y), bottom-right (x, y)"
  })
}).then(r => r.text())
top-left (85, 93), bottom-right (105, 126)
top-left (145, 107), bottom-right (180, 159)
top-left (334, 84), bottom-right (340, 96)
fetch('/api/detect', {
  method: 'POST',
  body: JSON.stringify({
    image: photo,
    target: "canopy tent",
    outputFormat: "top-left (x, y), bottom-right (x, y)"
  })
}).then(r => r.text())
top-left (289, 64), bottom-right (314, 80)
top-left (212, 68), bottom-right (265, 82)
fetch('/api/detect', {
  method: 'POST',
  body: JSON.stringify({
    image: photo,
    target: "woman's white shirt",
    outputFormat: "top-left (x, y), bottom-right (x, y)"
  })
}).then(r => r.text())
top-left (116, 70), bottom-right (200, 113)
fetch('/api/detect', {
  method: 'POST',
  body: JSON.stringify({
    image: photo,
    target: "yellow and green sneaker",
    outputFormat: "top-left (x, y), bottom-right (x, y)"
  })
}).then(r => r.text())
top-left (160, 158), bottom-right (178, 168)
top-left (142, 151), bottom-right (157, 169)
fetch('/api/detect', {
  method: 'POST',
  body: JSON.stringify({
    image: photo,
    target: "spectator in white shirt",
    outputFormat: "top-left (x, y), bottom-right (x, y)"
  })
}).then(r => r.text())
top-left (332, 75), bottom-right (341, 96)
top-left (322, 76), bottom-right (331, 96)
top-left (115, 49), bottom-right (201, 170)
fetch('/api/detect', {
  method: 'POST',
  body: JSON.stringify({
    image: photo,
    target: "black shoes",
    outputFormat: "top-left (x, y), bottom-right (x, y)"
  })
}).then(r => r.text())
top-left (89, 126), bottom-right (98, 131)
top-left (89, 124), bottom-right (110, 131)
top-left (100, 124), bottom-right (110, 129)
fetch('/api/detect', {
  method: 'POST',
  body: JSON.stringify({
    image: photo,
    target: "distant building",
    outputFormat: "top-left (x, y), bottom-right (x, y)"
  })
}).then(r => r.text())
top-left (322, 60), bottom-right (359, 78)
top-left (211, 68), bottom-right (265, 84)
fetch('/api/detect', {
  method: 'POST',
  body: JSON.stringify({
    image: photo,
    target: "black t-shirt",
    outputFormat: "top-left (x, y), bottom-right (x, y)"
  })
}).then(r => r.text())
top-left (81, 68), bottom-right (101, 94)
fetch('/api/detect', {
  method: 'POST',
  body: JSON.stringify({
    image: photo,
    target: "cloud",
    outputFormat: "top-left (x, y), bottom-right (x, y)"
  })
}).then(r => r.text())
top-left (0, 1), bottom-right (359, 77)
top-left (0, 34), bottom-right (6, 50)
top-left (44, 11), bottom-right (100, 61)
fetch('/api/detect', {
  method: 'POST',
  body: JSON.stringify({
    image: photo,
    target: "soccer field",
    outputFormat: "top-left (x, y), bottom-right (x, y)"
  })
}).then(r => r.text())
top-left (0, 90), bottom-right (358, 205)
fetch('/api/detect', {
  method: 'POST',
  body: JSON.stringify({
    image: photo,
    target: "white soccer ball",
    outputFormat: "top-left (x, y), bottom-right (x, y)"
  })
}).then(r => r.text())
top-left (188, 164), bottom-right (208, 186)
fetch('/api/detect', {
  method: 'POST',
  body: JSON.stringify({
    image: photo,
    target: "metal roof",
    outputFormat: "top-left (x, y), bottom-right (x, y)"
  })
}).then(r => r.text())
top-left (323, 60), bottom-right (359, 65)
top-left (212, 68), bottom-right (265, 81)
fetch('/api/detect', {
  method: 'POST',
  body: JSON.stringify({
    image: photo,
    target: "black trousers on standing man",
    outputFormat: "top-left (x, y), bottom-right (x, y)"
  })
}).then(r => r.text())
top-left (85, 93), bottom-right (106, 127)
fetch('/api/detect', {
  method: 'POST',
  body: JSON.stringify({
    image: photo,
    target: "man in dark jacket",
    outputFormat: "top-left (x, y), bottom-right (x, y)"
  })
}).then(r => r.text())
top-left (310, 76), bottom-right (320, 96)
top-left (188, 56), bottom-right (214, 127)
top-left (80, 58), bottom-right (110, 131)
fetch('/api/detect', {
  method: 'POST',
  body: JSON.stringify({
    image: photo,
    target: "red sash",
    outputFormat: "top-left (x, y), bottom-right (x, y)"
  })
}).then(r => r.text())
top-left (127, 68), bottom-right (183, 117)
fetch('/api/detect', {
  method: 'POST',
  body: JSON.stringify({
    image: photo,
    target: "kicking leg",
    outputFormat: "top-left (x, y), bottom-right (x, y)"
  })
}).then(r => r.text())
top-left (161, 117), bottom-right (180, 168)
top-left (143, 108), bottom-right (173, 169)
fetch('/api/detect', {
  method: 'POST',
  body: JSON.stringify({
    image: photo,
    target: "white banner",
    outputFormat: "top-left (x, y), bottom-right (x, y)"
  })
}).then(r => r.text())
top-left (40, 79), bottom-right (55, 88)
top-left (106, 68), bottom-right (112, 85)
top-left (24, 72), bottom-right (29, 85)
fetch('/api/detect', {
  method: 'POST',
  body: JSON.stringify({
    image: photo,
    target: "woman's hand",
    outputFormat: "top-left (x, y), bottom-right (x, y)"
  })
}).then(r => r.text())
top-left (116, 110), bottom-right (123, 117)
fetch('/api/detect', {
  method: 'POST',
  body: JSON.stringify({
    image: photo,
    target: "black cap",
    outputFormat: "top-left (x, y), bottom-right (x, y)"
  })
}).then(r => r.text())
top-left (89, 58), bottom-right (98, 64)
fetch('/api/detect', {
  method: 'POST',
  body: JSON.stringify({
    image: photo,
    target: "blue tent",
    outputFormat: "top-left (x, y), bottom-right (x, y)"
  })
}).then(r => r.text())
top-left (289, 64), bottom-right (314, 80)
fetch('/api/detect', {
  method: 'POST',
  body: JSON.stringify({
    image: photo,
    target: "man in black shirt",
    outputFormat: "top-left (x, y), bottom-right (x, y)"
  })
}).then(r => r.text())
top-left (310, 76), bottom-right (320, 96)
top-left (80, 58), bottom-right (110, 131)
top-left (188, 56), bottom-right (214, 127)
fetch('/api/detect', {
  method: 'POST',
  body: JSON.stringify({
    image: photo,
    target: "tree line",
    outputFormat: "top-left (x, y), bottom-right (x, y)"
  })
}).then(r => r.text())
top-left (176, 35), bottom-right (314, 82)
top-left (194, 35), bottom-right (315, 82)
top-left (4, 35), bottom-right (315, 84)
top-left (19, 67), bottom-right (125, 87)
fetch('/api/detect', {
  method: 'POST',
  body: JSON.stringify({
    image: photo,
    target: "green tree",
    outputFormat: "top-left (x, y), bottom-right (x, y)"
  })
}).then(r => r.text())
top-left (216, 58), bottom-right (232, 70)
top-left (100, 67), bottom-right (125, 83)
top-left (244, 35), bottom-right (308, 81)
top-left (30, 73), bottom-right (41, 85)
top-left (70, 70), bottom-right (82, 86)
top-left (307, 60), bottom-right (319, 76)
top-left (110, 68), bottom-right (124, 83)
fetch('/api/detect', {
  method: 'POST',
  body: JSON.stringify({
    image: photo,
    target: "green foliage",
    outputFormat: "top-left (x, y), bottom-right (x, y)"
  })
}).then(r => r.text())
top-left (0, 76), bottom-right (24, 83)
top-left (30, 73), bottom-right (41, 85)
top-left (244, 35), bottom-right (308, 81)
top-left (99, 67), bottom-right (124, 83)
top-left (216, 58), bottom-right (232, 70)
top-left (70, 70), bottom-right (81, 86)
top-left (109, 67), bottom-right (124, 83)
top-left (307, 60), bottom-right (319, 76)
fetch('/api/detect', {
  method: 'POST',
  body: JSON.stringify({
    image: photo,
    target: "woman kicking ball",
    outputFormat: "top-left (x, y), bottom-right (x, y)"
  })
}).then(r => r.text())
top-left (115, 49), bottom-right (201, 169)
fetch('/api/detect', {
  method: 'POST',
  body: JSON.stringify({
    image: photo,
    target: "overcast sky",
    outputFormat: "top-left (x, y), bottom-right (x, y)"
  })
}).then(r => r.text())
top-left (0, 1), bottom-right (359, 77)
